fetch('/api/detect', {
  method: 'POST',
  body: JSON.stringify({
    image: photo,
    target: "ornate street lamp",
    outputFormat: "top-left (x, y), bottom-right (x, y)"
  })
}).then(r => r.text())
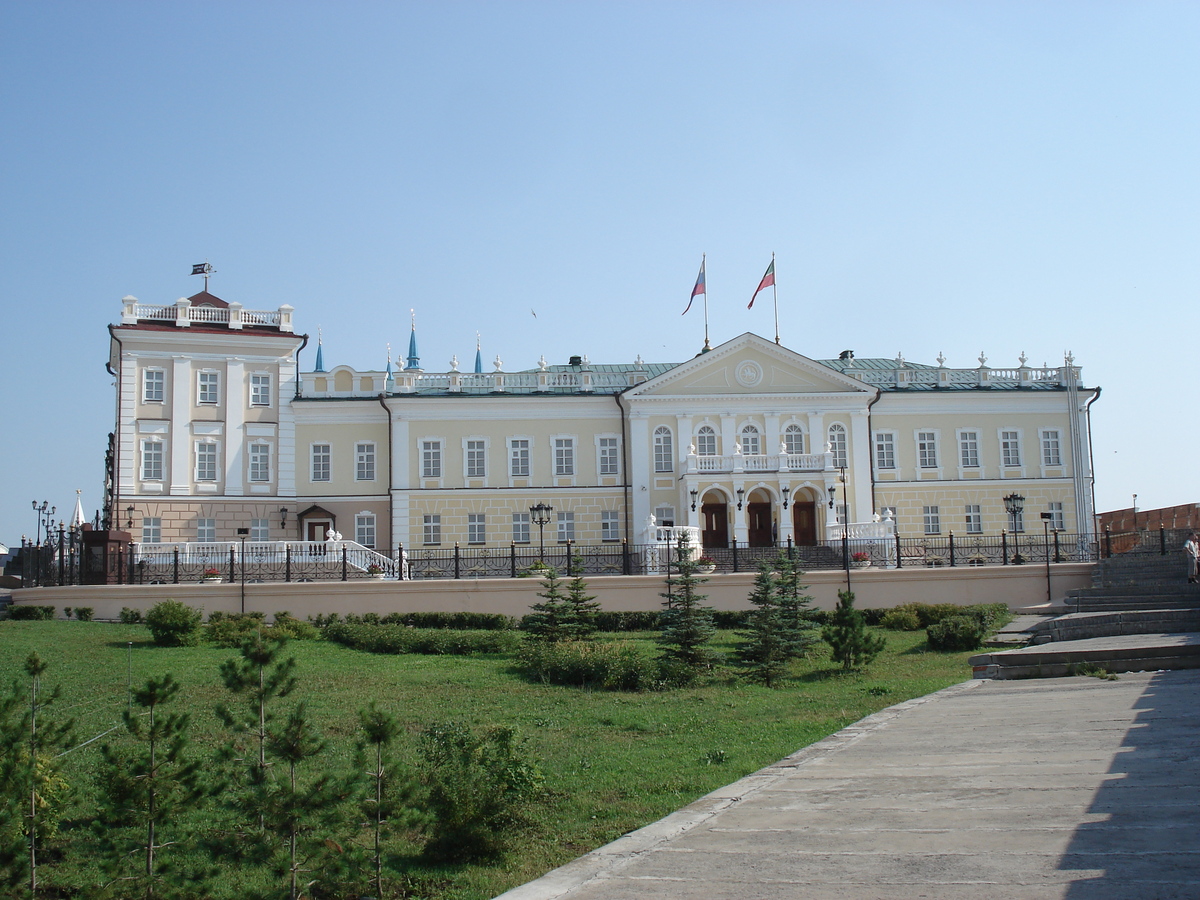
top-left (735, 487), bottom-right (745, 511)
top-left (31, 500), bottom-right (55, 546)
top-left (689, 488), bottom-right (698, 512)
top-left (781, 486), bottom-right (790, 510)
top-left (1003, 493), bottom-right (1025, 564)
top-left (529, 502), bottom-right (553, 561)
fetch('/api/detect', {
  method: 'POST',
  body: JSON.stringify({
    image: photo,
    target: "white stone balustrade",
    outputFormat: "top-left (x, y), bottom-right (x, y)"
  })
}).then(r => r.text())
top-left (688, 451), bottom-right (832, 475)
top-left (121, 297), bottom-right (294, 332)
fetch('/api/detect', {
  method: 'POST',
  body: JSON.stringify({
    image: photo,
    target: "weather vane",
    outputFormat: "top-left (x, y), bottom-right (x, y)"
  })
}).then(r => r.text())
top-left (190, 261), bottom-right (216, 292)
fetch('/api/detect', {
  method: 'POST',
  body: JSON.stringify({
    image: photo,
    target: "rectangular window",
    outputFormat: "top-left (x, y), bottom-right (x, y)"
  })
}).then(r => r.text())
top-left (509, 439), bottom-right (530, 477)
top-left (923, 506), bottom-right (941, 535)
top-left (141, 517), bottom-right (162, 543)
top-left (512, 513), bottom-right (530, 544)
top-left (918, 432), bottom-right (938, 468)
top-left (556, 511), bottom-right (575, 542)
top-left (195, 441), bottom-right (218, 482)
top-left (1042, 430), bottom-right (1062, 467)
top-left (422, 514), bottom-right (441, 545)
top-left (874, 432), bottom-right (895, 469)
top-left (196, 518), bottom-right (216, 542)
top-left (143, 369), bottom-right (164, 403)
top-left (468, 513), bottom-right (486, 544)
top-left (248, 443), bottom-right (271, 482)
top-left (1049, 502), bottom-right (1065, 531)
top-left (250, 373), bottom-right (271, 407)
top-left (599, 437), bottom-right (619, 475)
top-left (356, 442), bottom-right (376, 481)
top-left (601, 510), bottom-right (620, 541)
top-left (554, 438), bottom-right (574, 476)
top-left (959, 431), bottom-right (980, 468)
top-left (965, 505), bottom-right (982, 534)
top-left (355, 514), bottom-right (376, 548)
top-left (1001, 431), bottom-right (1021, 467)
top-left (311, 444), bottom-right (331, 482)
top-left (250, 518), bottom-right (270, 541)
top-left (141, 440), bottom-right (164, 481)
top-left (654, 505), bottom-right (676, 527)
top-left (198, 371), bottom-right (219, 405)
top-left (466, 440), bottom-right (486, 478)
top-left (836, 503), bottom-right (848, 526)
top-left (1010, 509), bottom-right (1025, 533)
top-left (422, 441), bottom-right (442, 478)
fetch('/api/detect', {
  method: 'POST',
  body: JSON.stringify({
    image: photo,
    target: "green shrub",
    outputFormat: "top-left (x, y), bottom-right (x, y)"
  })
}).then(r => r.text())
top-left (119, 607), bottom-right (144, 625)
top-left (378, 611), bottom-right (516, 630)
top-left (206, 611), bottom-right (267, 647)
top-left (880, 607), bottom-right (922, 631)
top-left (8, 605), bottom-right (55, 620)
top-left (325, 624), bottom-right (520, 656)
top-left (63, 606), bottom-right (73, 618)
top-left (73, 607), bottom-right (94, 622)
top-left (591, 611), bottom-right (661, 632)
top-left (272, 611), bottom-right (320, 641)
top-left (144, 600), bottom-right (203, 647)
top-left (518, 640), bottom-right (658, 691)
top-left (926, 615), bottom-right (988, 651)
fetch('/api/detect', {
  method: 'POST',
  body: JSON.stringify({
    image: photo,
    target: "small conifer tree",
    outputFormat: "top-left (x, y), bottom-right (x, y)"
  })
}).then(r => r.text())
top-left (522, 567), bottom-right (573, 642)
top-left (773, 553), bottom-right (820, 660)
top-left (822, 590), bottom-right (887, 671)
top-left (734, 564), bottom-right (788, 686)
top-left (563, 555), bottom-right (601, 640)
top-left (657, 537), bottom-right (717, 678)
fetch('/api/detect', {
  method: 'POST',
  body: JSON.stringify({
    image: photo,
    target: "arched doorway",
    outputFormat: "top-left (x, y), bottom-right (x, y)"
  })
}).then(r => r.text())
top-left (792, 491), bottom-right (817, 546)
top-left (700, 491), bottom-right (729, 549)
top-left (746, 488), bottom-right (774, 547)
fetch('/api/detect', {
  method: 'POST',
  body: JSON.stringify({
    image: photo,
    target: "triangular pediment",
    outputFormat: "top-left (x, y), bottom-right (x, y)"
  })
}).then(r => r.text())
top-left (626, 333), bottom-right (875, 398)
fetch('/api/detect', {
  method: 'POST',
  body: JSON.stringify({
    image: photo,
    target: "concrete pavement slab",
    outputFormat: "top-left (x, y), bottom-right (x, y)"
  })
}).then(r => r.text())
top-left (496, 671), bottom-right (1200, 900)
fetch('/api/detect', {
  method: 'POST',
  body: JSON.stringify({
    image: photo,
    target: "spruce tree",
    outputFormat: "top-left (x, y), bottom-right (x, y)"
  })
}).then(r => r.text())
top-left (657, 537), bottom-right (716, 679)
top-left (822, 590), bottom-right (887, 671)
top-left (94, 673), bottom-right (210, 900)
top-left (773, 553), bottom-right (820, 660)
top-left (734, 564), bottom-right (788, 686)
top-left (563, 555), bottom-right (601, 640)
top-left (521, 567), bottom-right (573, 642)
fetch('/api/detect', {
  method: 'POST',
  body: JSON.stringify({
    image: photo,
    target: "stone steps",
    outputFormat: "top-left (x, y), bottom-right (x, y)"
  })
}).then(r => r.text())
top-left (969, 632), bottom-right (1200, 679)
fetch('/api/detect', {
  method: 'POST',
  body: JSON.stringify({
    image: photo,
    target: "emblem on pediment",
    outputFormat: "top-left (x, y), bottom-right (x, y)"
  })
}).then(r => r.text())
top-left (734, 359), bottom-right (763, 387)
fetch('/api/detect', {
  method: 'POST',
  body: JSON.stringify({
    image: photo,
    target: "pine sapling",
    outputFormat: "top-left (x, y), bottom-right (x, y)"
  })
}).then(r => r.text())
top-left (657, 537), bottom-right (717, 679)
top-left (822, 590), bottom-right (887, 671)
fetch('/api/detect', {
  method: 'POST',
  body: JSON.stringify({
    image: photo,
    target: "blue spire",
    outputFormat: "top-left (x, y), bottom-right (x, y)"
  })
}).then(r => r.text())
top-left (474, 332), bottom-right (483, 374)
top-left (405, 311), bottom-right (420, 370)
top-left (385, 343), bottom-right (394, 387)
top-left (314, 328), bottom-right (325, 372)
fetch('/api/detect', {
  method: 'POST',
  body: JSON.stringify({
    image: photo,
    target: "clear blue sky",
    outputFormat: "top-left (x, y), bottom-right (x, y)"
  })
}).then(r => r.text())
top-left (2, 1), bottom-right (1197, 544)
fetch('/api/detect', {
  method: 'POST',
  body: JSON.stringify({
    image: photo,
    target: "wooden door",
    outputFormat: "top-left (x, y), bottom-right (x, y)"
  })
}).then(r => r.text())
top-left (701, 503), bottom-right (728, 549)
top-left (306, 520), bottom-right (332, 542)
top-left (793, 501), bottom-right (817, 546)
top-left (747, 502), bottom-right (773, 547)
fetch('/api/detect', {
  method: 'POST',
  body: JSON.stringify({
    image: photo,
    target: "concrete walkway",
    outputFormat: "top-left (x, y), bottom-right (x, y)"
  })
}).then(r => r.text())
top-left (498, 670), bottom-right (1200, 900)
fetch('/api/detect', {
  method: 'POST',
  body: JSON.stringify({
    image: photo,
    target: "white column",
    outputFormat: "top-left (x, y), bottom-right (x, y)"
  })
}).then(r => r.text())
top-left (674, 414), bottom-right (693, 468)
top-left (276, 353), bottom-right (298, 498)
top-left (720, 414), bottom-right (736, 456)
top-left (390, 410), bottom-right (410, 546)
top-left (169, 357), bottom-right (191, 495)
top-left (849, 410), bottom-right (872, 522)
top-left (732, 481), bottom-right (748, 546)
top-left (117, 351), bottom-right (137, 496)
top-left (778, 481), bottom-right (794, 545)
top-left (764, 413), bottom-right (780, 457)
top-left (628, 412), bottom-right (651, 535)
top-left (806, 412), bottom-right (824, 453)
top-left (224, 359), bottom-right (245, 496)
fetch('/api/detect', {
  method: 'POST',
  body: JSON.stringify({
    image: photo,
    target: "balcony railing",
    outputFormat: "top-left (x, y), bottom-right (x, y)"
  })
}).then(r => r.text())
top-left (688, 450), bottom-right (831, 474)
top-left (121, 297), bottom-right (294, 333)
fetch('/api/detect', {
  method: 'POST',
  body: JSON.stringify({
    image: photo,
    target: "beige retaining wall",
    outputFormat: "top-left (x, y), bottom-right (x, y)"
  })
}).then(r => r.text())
top-left (10, 563), bottom-right (1091, 621)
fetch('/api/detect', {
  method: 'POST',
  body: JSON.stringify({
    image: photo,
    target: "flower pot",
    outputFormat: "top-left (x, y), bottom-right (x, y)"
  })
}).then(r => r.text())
top-left (369, 573), bottom-right (386, 581)
top-left (697, 564), bottom-right (716, 574)
top-left (850, 560), bottom-right (871, 569)
top-left (202, 576), bottom-right (223, 584)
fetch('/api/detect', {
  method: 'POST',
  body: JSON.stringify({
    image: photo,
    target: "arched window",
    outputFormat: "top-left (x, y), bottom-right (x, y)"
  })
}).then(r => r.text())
top-left (784, 424), bottom-right (805, 455)
top-left (740, 424), bottom-right (760, 456)
top-left (828, 423), bottom-right (848, 468)
top-left (696, 426), bottom-right (717, 456)
top-left (653, 426), bottom-right (673, 473)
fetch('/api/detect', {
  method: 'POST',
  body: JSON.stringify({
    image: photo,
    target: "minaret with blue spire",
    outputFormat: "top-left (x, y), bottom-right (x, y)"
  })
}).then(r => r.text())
top-left (385, 343), bottom-right (394, 391)
top-left (474, 332), bottom-right (483, 374)
top-left (405, 309), bottom-right (421, 371)
top-left (314, 327), bottom-right (325, 372)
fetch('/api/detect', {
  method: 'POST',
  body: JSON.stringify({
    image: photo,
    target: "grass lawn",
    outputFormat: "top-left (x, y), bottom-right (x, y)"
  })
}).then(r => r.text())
top-left (0, 620), bottom-right (978, 899)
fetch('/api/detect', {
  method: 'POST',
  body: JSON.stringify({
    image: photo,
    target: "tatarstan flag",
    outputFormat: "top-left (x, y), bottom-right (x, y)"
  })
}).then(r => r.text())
top-left (748, 259), bottom-right (774, 308)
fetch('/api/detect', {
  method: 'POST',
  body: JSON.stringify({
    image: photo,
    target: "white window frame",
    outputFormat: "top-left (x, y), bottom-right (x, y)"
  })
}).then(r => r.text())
top-left (250, 518), bottom-right (270, 541)
top-left (143, 368), bottom-right (165, 404)
top-left (1000, 429), bottom-right (1022, 468)
top-left (1041, 429), bottom-right (1063, 467)
top-left (598, 435), bottom-right (620, 476)
top-left (141, 439), bottom-right (164, 482)
top-left (828, 423), bottom-right (848, 468)
top-left (249, 372), bottom-right (272, 407)
top-left (196, 517), bottom-right (216, 542)
top-left (556, 510), bottom-right (575, 543)
top-left (197, 370), bottom-right (220, 406)
top-left (653, 426), bottom-right (673, 473)
top-left (874, 431), bottom-right (896, 470)
top-left (512, 512), bottom-right (530, 544)
top-left (654, 505), bottom-right (676, 527)
top-left (248, 442), bottom-right (272, 483)
top-left (696, 425), bottom-right (718, 456)
top-left (141, 517), bottom-right (162, 543)
top-left (740, 424), bottom-right (760, 456)
top-left (1048, 501), bottom-right (1065, 531)
top-left (195, 440), bottom-right (219, 483)
top-left (420, 439), bottom-right (443, 479)
top-left (355, 512), bottom-right (376, 548)
top-left (508, 437), bottom-right (531, 478)
top-left (601, 510), bottom-right (620, 542)
top-left (553, 436), bottom-right (575, 477)
top-left (783, 423), bottom-right (805, 455)
top-left (311, 443), bottom-right (332, 482)
top-left (467, 513), bottom-right (486, 545)
top-left (422, 514), bottom-right (441, 545)
top-left (965, 504), bottom-right (982, 534)
top-left (916, 430), bottom-right (939, 469)
top-left (923, 505), bottom-right (941, 535)
top-left (464, 438), bottom-right (487, 480)
top-left (356, 441), bottom-right (376, 482)
top-left (1010, 509), bottom-right (1025, 533)
top-left (958, 430), bottom-right (980, 469)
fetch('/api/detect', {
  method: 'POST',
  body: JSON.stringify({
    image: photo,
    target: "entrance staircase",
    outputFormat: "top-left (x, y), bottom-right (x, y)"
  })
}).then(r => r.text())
top-left (1063, 529), bottom-right (1200, 612)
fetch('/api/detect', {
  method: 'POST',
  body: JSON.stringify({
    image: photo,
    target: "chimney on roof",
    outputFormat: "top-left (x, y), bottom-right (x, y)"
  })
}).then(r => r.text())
top-left (838, 350), bottom-right (854, 361)
top-left (568, 355), bottom-right (583, 366)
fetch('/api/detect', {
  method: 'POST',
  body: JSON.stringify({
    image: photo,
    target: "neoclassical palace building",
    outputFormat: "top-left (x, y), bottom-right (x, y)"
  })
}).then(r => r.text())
top-left (106, 289), bottom-right (1100, 553)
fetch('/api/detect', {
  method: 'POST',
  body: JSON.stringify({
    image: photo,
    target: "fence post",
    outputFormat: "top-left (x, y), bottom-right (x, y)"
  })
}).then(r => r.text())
top-left (1054, 530), bottom-right (1061, 563)
top-left (229, 546), bottom-right (236, 582)
top-left (1160, 526), bottom-right (1167, 555)
top-left (285, 545), bottom-right (292, 583)
top-left (454, 543), bottom-right (460, 579)
top-left (1002, 531), bottom-right (1008, 565)
top-left (895, 531), bottom-right (902, 569)
top-left (342, 545), bottom-right (348, 581)
top-left (732, 538), bottom-right (739, 573)
top-left (1104, 527), bottom-right (1112, 559)
top-left (173, 547), bottom-right (179, 584)
top-left (949, 532), bottom-right (955, 567)
top-left (510, 542), bottom-right (517, 578)
top-left (565, 539), bottom-right (573, 573)
top-left (622, 538), bottom-right (630, 576)
top-left (787, 535), bottom-right (794, 560)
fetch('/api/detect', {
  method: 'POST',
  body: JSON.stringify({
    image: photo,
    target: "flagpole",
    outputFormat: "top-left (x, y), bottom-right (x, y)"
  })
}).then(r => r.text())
top-left (702, 253), bottom-right (710, 350)
top-left (771, 251), bottom-right (779, 345)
